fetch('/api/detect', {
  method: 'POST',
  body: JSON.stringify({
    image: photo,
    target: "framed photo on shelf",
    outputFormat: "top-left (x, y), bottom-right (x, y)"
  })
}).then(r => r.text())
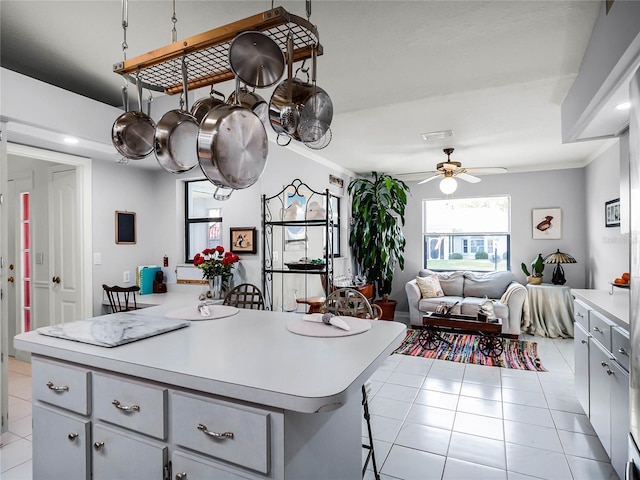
top-left (532, 207), bottom-right (561, 240)
top-left (605, 198), bottom-right (620, 227)
top-left (230, 227), bottom-right (257, 254)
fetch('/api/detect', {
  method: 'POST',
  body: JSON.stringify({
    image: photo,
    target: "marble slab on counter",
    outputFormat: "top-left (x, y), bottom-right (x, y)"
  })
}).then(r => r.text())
top-left (37, 313), bottom-right (190, 347)
top-left (572, 288), bottom-right (630, 328)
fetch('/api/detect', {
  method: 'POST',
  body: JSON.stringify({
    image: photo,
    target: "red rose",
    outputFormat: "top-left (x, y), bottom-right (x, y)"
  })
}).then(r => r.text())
top-left (232, 255), bottom-right (240, 262)
top-left (193, 254), bottom-right (204, 266)
top-left (215, 245), bottom-right (225, 253)
top-left (224, 251), bottom-right (233, 258)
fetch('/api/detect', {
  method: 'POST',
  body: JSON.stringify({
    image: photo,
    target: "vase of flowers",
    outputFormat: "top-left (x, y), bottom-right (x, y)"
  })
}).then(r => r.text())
top-left (193, 246), bottom-right (240, 299)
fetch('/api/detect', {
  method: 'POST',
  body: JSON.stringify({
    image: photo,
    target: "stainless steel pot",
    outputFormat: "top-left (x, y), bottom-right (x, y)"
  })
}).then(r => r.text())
top-left (154, 58), bottom-right (199, 173)
top-left (227, 86), bottom-right (268, 125)
top-left (197, 104), bottom-right (268, 196)
top-left (268, 78), bottom-right (333, 141)
top-left (111, 78), bottom-right (156, 159)
top-left (228, 31), bottom-right (285, 88)
top-left (190, 86), bottom-right (226, 124)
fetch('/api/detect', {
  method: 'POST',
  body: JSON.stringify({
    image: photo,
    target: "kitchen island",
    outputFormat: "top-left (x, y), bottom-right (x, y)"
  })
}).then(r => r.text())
top-left (15, 306), bottom-right (406, 479)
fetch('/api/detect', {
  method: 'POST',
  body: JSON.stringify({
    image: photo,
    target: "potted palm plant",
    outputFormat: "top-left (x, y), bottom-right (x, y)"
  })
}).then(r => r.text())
top-left (348, 172), bottom-right (410, 319)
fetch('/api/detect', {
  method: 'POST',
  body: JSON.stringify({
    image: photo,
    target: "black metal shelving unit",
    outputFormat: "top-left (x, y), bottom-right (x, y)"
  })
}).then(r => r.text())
top-left (262, 179), bottom-right (333, 311)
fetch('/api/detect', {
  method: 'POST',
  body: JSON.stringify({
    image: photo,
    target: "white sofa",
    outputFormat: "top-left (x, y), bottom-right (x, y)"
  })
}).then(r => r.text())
top-left (405, 270), bottom-right (527, 337)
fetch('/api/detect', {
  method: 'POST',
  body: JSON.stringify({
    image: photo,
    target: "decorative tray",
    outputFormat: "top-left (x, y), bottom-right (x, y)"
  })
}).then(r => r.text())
top-left (610, 282), bottom-right (630, 289)
top-left (285, 262), bottom-right (325, 271)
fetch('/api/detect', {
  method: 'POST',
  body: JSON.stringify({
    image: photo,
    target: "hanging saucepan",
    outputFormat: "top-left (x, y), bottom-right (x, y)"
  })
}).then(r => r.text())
top-left (298, 46), bottom-right (333, 146)
top-left (197, 103), bottom-right (268, 200)
top-left (111, 76), bottom-right (156, 159)
top-left (190, 84), bottom-right (226, 124)
top-left (226, 84), bottom-right (268, 125)
top-left (228, 31), bottom-right (285, 88)
top-left (154, 57), bottom-right (199, 173)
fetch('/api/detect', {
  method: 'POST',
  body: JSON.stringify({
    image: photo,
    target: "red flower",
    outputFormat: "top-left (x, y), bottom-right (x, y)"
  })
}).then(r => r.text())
top-left (215, 245), bottom-right (225, 253)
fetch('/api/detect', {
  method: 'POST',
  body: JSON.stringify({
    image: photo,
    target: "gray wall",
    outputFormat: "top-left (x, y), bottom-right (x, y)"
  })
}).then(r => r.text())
top-left (393, 166), bottom-right (589, 316)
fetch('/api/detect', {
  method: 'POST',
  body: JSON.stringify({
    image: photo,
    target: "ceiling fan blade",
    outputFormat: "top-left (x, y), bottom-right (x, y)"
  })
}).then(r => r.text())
top-left (464, 167), bottom-right (508, 175)
top-left (418, 174), bottom-right (441, 185)
top-left (457, 172), bottom-right (481, 183)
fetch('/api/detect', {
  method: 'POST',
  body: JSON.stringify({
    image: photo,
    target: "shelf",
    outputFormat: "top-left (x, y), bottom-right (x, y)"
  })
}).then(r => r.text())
top-left (265, 269), bottom-right (327, 275)
top-left (113, 7), bottom-right (321, 95)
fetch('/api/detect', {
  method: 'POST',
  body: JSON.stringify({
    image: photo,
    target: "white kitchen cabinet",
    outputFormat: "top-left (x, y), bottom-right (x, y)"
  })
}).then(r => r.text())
top-left (92, 423), bottom-right (168, 480)
top-left (32, 404), bottom-right (91, 480)
top-left (574, 321), bottom-right (590, 416)
top-left (573, 293), bottom-right (630, 480)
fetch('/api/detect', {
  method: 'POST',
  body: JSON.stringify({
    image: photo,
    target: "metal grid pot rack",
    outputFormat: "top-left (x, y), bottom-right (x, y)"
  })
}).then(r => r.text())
top-left (112, 6), bottom-right (322, 95)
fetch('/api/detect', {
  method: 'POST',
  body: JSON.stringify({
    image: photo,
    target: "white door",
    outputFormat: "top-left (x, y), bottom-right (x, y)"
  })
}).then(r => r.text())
top-left (50, 168), bottom-right (82, 325)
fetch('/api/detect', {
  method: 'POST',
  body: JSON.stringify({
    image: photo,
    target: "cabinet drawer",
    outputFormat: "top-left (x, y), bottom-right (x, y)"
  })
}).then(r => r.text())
top-left (171, 391), bottom-right (270, 474)
top-left (611, 326), bottom-right (630, 372)
top-left (32, 358), bottom-right (91, 415)
top-left (172, 450), bottom-right (249, 479)
top-left (93, 373), bottom-right (167, 440)
top-left (32, 405), bottom-right (91, 480)
top-left (573, 299), bottom-right (590, 330)
top-left (93, 423), bottom-right (168, 480)
top-left (589, 310), bottom-right (613, 351)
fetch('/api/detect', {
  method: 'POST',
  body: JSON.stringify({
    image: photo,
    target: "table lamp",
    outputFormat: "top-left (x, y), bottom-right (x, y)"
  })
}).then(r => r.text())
top-left (543, 249), bottom-right (577, 285)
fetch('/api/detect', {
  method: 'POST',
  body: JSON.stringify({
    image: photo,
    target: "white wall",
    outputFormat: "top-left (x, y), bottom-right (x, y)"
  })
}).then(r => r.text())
top-left (394, 167), bottom-right (588, 314)
top-left (584, 138), bottom-right (630, 289)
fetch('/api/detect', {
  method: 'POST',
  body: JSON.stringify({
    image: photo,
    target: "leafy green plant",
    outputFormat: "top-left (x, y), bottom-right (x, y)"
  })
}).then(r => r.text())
top-left (449, 253), bottom-right (463, 260)
top-left (521, 253), bottom-right (544, 277)
top-left (348, 172), bottom-right (410, 300)
top-left (475, 251), bottom-right (489, 260)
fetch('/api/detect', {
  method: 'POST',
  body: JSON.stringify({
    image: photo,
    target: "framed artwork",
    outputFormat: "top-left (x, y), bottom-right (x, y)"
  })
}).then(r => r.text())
top-left (230, 227), bottom-right (257, 254)
top-left (115, 211), bottom-right (136, 244)
top-left (605, 198), bottom-right (621, 227)
top-left (532, 208), bottom-right (561, 240)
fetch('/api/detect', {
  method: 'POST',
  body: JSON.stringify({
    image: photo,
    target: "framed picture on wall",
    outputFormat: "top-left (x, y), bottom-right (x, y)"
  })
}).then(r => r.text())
top-left (230, 227), bottom-right (257, 254)
top-left (532, 207), bottom-right (561, 240)
top-left (605, 198), bottom-right (621, 227)
top-left (115, 211), bottom-right (136, 244)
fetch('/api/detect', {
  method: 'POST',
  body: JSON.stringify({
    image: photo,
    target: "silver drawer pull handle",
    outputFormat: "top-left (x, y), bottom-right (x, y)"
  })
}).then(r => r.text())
top-left (619, 347), bottom-right (629, 356)
top-left (46, 381), bottom-right (69, 392)
top-left (112, 400), bottom-right (140, 412)
top-left (197, 423), bottom-right (234, 439)
top-left (592, 326), bottom-right (602, 333)
top-left (601, 361), bottom-right (609, 368)
top-left (94, 441), bottom-right (105, 451)
top-left (601, 361), bottom-right (614, 375)
top-left (68, 433), bottom-right (78, 442)
top-left (176, 474), bottom-right (188, 480)
top-left (576, 312), bottom-right (583, 317)
top-left (581, 339), bottom-right (588, 344)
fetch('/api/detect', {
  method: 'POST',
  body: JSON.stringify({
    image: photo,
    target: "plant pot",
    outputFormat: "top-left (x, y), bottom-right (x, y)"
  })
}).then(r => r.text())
top-left (527, 276), bottom-right (543, 285)
top-left (374, 299), bottom-right (397, 321)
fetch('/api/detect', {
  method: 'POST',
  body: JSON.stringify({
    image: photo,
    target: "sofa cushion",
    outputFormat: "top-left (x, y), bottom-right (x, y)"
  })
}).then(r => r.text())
top-left (419, 296), bottom-right (463, 315)
top-left (460, 297), bottom-right (508, 319)
top-left (415, 274), bottom-right (444, 298)
top-left (463, 271), bottom-right (514, 299)
top-left (419, 270), bottom-right (464, 297)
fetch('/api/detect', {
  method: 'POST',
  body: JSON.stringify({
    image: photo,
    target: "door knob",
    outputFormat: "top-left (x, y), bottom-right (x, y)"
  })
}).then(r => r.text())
top-left (52, 276), bottom-right (61, 284)
top-left (7, 276), bottom-right (14, 283)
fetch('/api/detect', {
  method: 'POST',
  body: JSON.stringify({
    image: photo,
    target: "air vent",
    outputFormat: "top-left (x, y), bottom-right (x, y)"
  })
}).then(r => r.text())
top-left (421, 130), bottom-right (454, 141)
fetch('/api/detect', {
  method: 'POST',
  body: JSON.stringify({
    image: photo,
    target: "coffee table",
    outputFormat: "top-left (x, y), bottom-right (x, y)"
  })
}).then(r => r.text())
top-left (418, 312), bottom-right (504, 357)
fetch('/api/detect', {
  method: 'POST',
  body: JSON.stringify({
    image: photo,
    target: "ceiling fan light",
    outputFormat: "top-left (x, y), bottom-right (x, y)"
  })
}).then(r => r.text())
top-left (439, 176), bottom-right (457, 194)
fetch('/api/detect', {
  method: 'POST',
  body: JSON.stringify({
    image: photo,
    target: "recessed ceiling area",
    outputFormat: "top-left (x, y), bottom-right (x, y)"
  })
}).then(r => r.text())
top-left (0, 1), bottom-right (624, 176)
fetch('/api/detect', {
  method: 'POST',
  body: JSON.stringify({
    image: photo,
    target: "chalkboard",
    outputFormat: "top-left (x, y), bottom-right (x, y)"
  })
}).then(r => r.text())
top-left (115, 211), bottom-right (136, 244)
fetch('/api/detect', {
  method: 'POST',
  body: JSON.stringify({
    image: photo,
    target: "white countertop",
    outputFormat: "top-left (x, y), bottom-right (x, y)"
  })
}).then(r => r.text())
top-left (15, 306), bottom-right (406, 413)
top-left (571, 288), bottom-right (630, 329)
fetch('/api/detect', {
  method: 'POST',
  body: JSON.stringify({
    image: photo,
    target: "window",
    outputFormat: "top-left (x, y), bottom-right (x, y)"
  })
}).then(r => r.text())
top-left (422, 196), bottom-right (510, 272)
top-left (185, 180), bottom-right (223, 262)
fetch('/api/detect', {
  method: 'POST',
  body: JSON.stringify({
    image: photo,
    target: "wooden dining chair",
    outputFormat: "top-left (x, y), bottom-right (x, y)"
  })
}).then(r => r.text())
top-left (102, 284), bottom-right (140, 313)
top-left (223, 283), bottom-right (265, 310)
top-left (320, 288), bottom-right (382, 319)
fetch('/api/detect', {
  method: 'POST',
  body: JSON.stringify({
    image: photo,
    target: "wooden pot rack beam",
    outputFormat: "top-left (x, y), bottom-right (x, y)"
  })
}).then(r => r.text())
top-left (112, 6), bottom-right (322, 95)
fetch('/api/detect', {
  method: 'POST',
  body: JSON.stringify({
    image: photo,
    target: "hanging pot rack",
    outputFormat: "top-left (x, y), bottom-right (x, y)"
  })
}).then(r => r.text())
top-left (112, 6), bottom-right (322, 95)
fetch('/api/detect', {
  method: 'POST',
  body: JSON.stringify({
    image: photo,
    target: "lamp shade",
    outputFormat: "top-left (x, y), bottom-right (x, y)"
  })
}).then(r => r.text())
top-left (439, 176), bottom-right (457, 194)
top-left (543, 249), bottom-right (577, 264)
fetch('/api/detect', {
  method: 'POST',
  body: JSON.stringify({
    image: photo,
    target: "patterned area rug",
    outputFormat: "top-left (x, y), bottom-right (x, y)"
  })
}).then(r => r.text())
top-left (393, 329), bottom-right (547, 371)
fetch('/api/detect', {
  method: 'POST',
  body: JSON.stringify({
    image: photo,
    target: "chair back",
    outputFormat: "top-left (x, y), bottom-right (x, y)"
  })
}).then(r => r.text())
top-left (223, 283), bottom-right (265, 310)
top-left (321, 288), bottom-right (381, 319)
top-left (102, 284), bottom-right (140, 313)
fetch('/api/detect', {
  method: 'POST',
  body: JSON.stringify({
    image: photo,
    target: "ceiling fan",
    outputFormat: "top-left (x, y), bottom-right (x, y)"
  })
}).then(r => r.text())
top-left (418, 148), bottom-right (507, 193)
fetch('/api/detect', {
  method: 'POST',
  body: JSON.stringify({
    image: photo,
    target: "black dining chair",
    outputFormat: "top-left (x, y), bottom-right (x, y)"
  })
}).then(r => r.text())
top-left (102, 284), bottom-right (140, 313)
top-left (223, 283), bottom-right (265, 310)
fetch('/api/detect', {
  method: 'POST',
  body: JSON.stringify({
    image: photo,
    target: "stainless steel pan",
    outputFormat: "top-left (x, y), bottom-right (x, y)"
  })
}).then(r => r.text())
top-left (111, 77), bottom-right (156, 159)
top-left (190, 85), bottom-right (226, 124)
top-left (154, 58), bottom-right (199, 173)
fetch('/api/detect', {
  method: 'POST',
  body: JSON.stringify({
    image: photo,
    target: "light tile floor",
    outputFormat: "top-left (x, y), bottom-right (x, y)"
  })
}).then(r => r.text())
top-left (0, 334), bottom-right (620, 480)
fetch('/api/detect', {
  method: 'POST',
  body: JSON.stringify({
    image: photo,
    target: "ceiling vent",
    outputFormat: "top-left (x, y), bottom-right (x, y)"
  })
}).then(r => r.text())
top-left (421, 130), bottom-right (454, 141)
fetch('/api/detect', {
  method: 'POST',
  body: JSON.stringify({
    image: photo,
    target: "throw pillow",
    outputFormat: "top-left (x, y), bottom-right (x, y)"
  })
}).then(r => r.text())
top-left (416, 274), bottom-right (444, 298)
